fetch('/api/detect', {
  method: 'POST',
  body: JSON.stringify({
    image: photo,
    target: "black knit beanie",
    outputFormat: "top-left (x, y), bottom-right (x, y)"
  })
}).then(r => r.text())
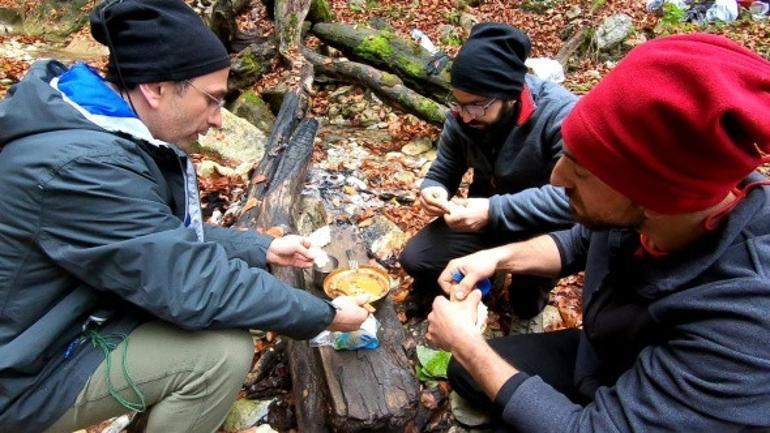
top-left (451, 23), bottom-right (531, 100)
top-left (90, 0), bottom-right (230, 85)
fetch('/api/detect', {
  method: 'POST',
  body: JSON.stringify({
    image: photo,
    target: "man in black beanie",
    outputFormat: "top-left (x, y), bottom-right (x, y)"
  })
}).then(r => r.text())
top-left (0, 1), bottom-right (369, 432)
top-left (399, 23), bottom-right (577, 320)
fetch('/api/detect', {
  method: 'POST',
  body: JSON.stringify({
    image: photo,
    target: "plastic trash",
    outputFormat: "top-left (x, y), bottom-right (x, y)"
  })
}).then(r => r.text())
top-left (410, 28), bottom-right (438, 54)
top-left (705, 0), bottom-right (739, 22)
top-left (524, 57), bottom-right (566, 83)
top-left (646, 0), bottom-right (688, 13)
top-left (750, 1), bottom-right (770, 18)
top-left (310, 313), bottom-right (380, 351)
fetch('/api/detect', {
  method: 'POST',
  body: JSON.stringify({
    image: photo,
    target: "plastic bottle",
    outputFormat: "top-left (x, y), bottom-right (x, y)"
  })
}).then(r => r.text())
top-left (451, 271), bottom-right (492, 297)
top-left (410, 28), bottom-right (438, 54)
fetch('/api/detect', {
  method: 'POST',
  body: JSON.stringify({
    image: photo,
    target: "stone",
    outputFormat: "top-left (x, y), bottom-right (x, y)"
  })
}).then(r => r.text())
top-left (295, 194), bottom-right (329, 236)
top-left (0, 8), bottom-right (22, 35)
top-left (520, 0), bottom-right (565, 14)
top-left (401, 136), bottom-right (434, 156)
top-left (595, 14), bottom-right (634, 51)
top-left (222, 399), bottom-right (273, 433)
top-left (393, 171), bottom-right (416, 186)
top-left (329, 85), bottom-right (354, 101)
top-left (542, 305), bottom-right (564, 330)
top-left (348, 0), bottom-right (367, 12)
top-left (62, 33), bottom-right (108, 58)
top-left (459, 12), bottom-right (480, 34)
top-left (198, 159), bottom-right (240, 180)
top-left (449, 391), bottom-right (491, 427)
top-left (231, 91), bottom-right (276, 135)
top-left (358, 107), bottom-right (381, 127)
top-left (196, 109), bottom-right (267, 164)
top-left (362, 215), bottom-right (407, 264)
top-left (424, 149), bottom-right (438, 161)
top-left (566, 5), bottom-right (582, 20)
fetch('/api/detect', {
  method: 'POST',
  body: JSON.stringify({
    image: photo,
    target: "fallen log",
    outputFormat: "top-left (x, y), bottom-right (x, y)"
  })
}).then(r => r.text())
top-left (556, 27), bottom-right (591, 70)
top-left (312, 225), bottom-right (420, 432)
top-left (303, 47), bottom-right (448, 126)
top-left (312, 22), bottom-right (452, 102)
top-left (275, 0), bottom-right (313, 63)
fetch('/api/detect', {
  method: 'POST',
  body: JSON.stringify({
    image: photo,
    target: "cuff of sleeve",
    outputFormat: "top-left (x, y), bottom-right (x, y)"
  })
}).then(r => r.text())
top-left (420, 179), bottom-right (449, 191)
top-left (494, 372), bottom-right (531, 411)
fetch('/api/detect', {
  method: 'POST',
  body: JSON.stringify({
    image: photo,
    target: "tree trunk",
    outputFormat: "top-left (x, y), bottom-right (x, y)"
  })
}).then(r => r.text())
top-left (275, 0), bottom-right (313, 62)
top-left (556, 27), bottom-right (591, 70)
top-left (303, 47), bottom-right (448, 126)
top-left (254, 118), bottom-right (318, 230)
top-left (312, 22), bottom-right (452, 102)
top-left (313, 225), bottom-right (420, 432)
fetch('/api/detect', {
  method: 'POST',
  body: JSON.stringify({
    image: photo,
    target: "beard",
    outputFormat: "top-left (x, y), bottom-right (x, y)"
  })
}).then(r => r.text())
top-left (567, 192), bottom-right (645, 231)
top-left (458, 102), bottom-right (517, 144)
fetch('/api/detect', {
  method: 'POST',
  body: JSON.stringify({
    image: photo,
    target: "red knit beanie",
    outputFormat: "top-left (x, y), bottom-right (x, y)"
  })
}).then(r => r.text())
top-left (562, 33), bottom-right (770, 214)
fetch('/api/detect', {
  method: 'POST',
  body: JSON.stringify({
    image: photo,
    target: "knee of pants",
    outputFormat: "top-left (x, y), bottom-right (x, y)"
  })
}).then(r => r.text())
top-left (199, 329), bottom-right (254, 386)
top-left (399, 237), bottom-right (433, 277)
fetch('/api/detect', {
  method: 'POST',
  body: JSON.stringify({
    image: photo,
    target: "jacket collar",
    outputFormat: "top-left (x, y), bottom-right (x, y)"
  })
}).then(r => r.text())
top-left (631, 173), bottom-right (769, 299)
top-left (515, 84), bottom-right (536, 126)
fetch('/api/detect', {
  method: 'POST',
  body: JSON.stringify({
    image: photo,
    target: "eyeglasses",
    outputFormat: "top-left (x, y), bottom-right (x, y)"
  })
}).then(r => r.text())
top-left (184, 80), bottom-right (226, 110)
top-left (446, 97), bottom-right (497, 119)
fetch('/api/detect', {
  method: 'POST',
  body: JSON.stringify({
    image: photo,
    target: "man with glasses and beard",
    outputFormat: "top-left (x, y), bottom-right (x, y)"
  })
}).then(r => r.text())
top-left (400, 23), bottom-right (577, 320)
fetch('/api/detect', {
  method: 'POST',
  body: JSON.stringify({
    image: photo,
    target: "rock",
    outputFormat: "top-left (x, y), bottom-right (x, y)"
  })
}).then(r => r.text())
top-left (196, 109), bottom-right (267, 164)
top-left (330, 85), bottom-right (354, 101)
top-left (231, 91), bottom-right (276, 135)
top-left (358, 107), bottom-right (381, 127)
top-left (294, 194), bottom-right (329, 236)
top-left (542, 305), bottom-right (564, 330)
top-left (566, 5), bottom-right (582, 20)
top-left (595, 14), bottom-right (634, 51)
top-left (308, 0), bottom-right (333, 23)
top-left (198, 159), bottom-right (240, 180)
top-left (449, 391), bottom-right (491, 427)
top-left (393, 171), bottom-right (416, 186)
top-left (401, 136), bottom-right (434, 156)
top-left (424, 148), bottom-right (438, 161)
top-left (362, 215), bottom-right (407, 264)
top-left (222, 399), bottom-right (273, 433)
top-left (348, 0), bottom-right (367, 12)
top-left (520, 0), bottom-right (564, 13)
top-left (62, 33), bottom-right (108, 58)
top-left (0, 8), bottom-right (22, 35)
top-left (21, 0), bottom-right (91, 39)
top-left (459, 12), bottom-right (480, 34)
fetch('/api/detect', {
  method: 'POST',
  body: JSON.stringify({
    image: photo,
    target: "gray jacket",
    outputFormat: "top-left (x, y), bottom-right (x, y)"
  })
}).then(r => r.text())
top-left (421, 75), bottom-right (577, 234)
top-left (0, 60), bottom-right (334, 432)
top-left (500, 174), bottom-right (770, 432)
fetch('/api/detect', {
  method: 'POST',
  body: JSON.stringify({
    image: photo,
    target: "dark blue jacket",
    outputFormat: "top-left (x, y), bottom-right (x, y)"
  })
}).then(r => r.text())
top-left (0, 61), bottom-right (335, 432)
top-left (421, 75), bottom-right (577, 234)
top-left (500, 174), bottom-right (770, 432)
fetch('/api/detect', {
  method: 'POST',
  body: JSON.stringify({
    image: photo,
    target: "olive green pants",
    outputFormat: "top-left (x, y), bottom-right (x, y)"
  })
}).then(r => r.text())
top-left (44, 321), bottom-right (253, 433)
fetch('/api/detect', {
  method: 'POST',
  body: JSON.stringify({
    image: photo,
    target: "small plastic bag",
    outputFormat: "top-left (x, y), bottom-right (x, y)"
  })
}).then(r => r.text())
top-left (310, 315), bottom-right (380, 351)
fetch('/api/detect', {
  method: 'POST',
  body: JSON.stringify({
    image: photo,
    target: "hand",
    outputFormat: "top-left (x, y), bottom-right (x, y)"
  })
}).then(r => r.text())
top-left (418, 186), bottom-right (451, 217)
top-left (438, 249), bottom-right (500, 300)
top-left (427, 290), bottom-right (484, 352)
top-left (266, 235), bottom-right (315, 268)
top-left (327, 294), bottom-right (371, 332)
top-left (443, 198), bottom-right (490, 232)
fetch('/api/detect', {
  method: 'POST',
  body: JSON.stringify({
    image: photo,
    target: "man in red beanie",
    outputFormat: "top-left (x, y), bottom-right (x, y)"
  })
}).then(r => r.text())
top-left (426, 33), bottom-right (770, 432)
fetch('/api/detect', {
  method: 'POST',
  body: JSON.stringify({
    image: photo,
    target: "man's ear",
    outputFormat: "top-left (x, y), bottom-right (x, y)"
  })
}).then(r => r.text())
top-left (136, 82), bottom-right (165, 109)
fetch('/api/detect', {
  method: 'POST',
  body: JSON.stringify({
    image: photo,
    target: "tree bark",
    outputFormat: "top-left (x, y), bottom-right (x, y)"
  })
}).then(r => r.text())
top-left (275, 0), bottom-right (313, 63)
top-left (556, 27), bottom-right (591, 70)
top-left (312, 22), bottom-right (452, 102)
top-left (313, 225), bottom-right (420, 432)
top-left (303, 47), bottom-right (448, 126)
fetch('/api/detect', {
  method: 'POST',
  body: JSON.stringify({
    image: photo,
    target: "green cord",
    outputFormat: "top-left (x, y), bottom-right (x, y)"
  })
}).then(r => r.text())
top-left (85, 330), bottom-right (147, 413)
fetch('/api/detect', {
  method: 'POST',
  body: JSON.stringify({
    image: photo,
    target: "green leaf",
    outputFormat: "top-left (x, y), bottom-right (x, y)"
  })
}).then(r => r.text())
top-left (416, 345), bottom-right (452, 380)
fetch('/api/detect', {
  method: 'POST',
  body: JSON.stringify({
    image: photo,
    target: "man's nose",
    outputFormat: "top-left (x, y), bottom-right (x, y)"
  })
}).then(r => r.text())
top-left (209, 108), bottom-right (223, 129)
top-left (550, 156), bottom-right (569, 187)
